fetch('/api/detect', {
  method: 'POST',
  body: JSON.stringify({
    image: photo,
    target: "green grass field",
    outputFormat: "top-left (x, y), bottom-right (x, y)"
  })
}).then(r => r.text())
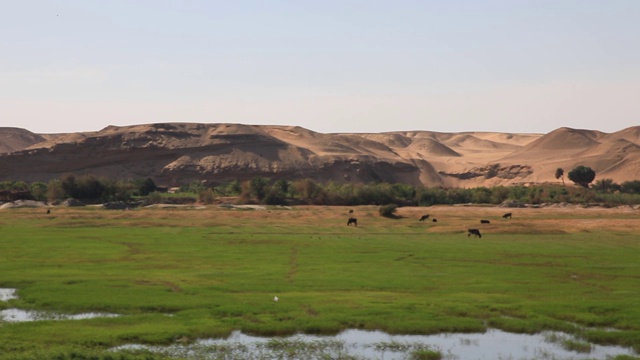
top-left (1, 205), bottom-right (639, 359)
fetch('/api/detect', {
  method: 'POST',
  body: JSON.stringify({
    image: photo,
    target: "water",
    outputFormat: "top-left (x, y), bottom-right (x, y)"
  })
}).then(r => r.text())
top-left (0, 308), bottom-right (119, 322)
top-left (3, 288), bottom-right (636, 359)
top-left (115, 329), bottom-right (637, 360)
top-left (0, 288), bottom-right (17, 301)
top-left (1, 288), bottom-right (119, 322)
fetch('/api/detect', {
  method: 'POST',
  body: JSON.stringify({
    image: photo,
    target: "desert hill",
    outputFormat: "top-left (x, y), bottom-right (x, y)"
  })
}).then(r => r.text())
top-left (1, 123), bottom-right (639, 187)
top-left (0, 128), bottom-right (47, 154)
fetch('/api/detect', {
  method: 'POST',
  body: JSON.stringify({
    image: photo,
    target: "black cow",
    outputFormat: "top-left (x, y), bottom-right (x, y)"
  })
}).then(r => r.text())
top-left (419, 214), bottom-right (430, 221)
top-left (46, 209), bottom-right (51, 214)
top-left (480, 219), bottom-right (490, 224)
top-left (347, 218), bottom-right (358, 227)
top-left (432, 218), bottom-right (437, 222)
top-left (467, 229), bottom-right (482, 238)
top-left (502, 212), bottom-right (512, 219)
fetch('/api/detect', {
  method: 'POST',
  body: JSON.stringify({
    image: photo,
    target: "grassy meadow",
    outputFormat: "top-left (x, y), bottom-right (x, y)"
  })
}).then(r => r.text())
top-left (0, 204), bottom-right (639, 359)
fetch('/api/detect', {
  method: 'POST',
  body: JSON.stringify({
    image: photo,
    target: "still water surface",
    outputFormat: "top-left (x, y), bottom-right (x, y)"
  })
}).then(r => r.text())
top-left (2, 289), bottom-right (636, 359)
top-left (117, 329), bottom-right (636, 360)
top-left (0, 288), bottom-right (17, 301)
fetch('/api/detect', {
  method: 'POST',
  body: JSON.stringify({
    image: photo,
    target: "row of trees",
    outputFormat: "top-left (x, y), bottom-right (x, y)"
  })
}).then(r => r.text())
top-left (210, 176), bottom-right (640, 206)
top-left (0, 175), bottom-right (157, 203)
top-left (2, 166), bottom-right (640, 207)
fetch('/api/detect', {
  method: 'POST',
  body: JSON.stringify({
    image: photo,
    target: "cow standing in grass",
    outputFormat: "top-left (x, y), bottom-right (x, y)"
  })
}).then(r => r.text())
top-left (502, 212), bottom-right (512, 219)
top-left (347, 218), bottom-right (358, 227)
top-left (468, 229), bottom-right (482, 238)
top-left (419, 214), bottom-right (430, 221)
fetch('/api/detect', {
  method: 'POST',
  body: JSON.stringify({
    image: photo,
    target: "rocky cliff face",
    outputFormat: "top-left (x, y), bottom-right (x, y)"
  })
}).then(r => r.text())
top-left (1, 123), bottom-right (639, 187)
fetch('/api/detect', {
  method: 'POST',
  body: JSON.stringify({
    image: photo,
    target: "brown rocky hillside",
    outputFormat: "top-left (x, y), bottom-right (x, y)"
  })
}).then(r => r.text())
top-left (1, 123), bottom-right (639, 187)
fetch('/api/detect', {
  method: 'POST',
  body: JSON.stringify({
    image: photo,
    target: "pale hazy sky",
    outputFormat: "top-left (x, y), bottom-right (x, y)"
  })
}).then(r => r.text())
top-left (2, 1), bottom-right (639, 134)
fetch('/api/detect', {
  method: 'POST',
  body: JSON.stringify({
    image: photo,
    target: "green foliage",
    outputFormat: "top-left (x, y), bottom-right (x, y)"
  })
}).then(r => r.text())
top-left (274, 179), bottom-right (291, 196)
top-left (198, 189), bottom-right (216, 204)
top-left (378, 203), bottom-right (398, 218)
top-left (416, 187), bottom-right (448, 206)
top-left (293, 179), bottom-right (325, 203)
top-left (620, 180), bottom-right (640, 194)
top-left (0, 180), bottom-right (29, 192)
top-left (594, 178), bottom-right (618, 193)
top-left (54, 175), bottom-right (131, 203)
top-left (263, 186), bottom-right (287, 205)
top-left (133, 178), bottom-right (157, 196)
top-left (568, 165), bottom-right (596, 188)
top-left (178, 181), bottom-right (206, 194)
top-left (555, 167), bottom-right (565, 185)
top-left (249, 176), bottom-right (270, 202)
top-left (390, 183), bottom-right (416, 201)
top-left (4, 349), bottom-right (173, 360)
top-left (595, 192), bottom-right (640, 206)
top-left (46, 179), bottom-right (65, 202)
top-left (354, 183), bottom-right (396, 205)
top-left (145, 192), bottom-right (163, 204)
top-left (222, 180), bottom-right (242, 196)
top-left (0, 181), bottom-right (13, 190)
top-left (410, 349), bottom-right (443, 360)
top-left (470, 187), bottom-right (492, 204)
top-left (9, 174), bottom-right (640, 207)
top-left (490, 186), bottom-right (509, 204)
top-left (29, 182), bottom-right (48, 201)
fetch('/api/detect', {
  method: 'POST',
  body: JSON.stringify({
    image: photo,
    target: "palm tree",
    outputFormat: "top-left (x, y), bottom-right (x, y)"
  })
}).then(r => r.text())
top-left (555, 168), bottom-right (565, 186)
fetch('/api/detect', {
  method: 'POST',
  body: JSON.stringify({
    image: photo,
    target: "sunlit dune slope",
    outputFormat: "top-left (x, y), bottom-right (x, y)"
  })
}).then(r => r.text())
top-left (1, 123), bottom-right (638, 187)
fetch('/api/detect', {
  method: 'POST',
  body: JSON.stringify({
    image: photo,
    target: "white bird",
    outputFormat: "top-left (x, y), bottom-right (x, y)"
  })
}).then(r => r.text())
top-left (273, 296), bottom-right (279, 302)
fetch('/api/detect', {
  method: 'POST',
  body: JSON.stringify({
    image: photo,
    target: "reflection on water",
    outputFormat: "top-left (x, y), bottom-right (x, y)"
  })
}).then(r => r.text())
top-left (0, 288), bottom-right (17, 302)
top-left (0, 288), bottom-right (119, 323)
top-left (0, 288), bottom-right (119, 322)
top-left (3, 288), bottom-right (636, 359)
top-left (115, 329), bottom-right (636, 360)
top-left (0, 308), bottom-right (120, 322)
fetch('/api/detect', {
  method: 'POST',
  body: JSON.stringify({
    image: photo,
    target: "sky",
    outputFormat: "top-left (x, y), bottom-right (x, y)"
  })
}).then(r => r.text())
top-left (1, 0), bottom-right (639, 135)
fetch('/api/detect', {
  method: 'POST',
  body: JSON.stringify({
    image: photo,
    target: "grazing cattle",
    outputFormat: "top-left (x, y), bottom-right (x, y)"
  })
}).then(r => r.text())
top-left (46, 209), bottom-right (51, 214)
top-left (347, 217), bottom-right (358, 227)
top-left (349, 209), bottom-right (354, 213)
top-left (480, 219), bottom-right (490, 224)
top-left (432, 218), bottom-right (437, 222)
top-left (467, 229), bottom-right (482, 238)
top-left (419, 214), bottom-right (430, 221)
top-left (502, 212), bottom-right (512, 219)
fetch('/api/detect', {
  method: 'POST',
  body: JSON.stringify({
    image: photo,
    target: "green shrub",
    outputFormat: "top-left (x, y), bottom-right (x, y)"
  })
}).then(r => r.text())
top-left (378, 204), bottom-right (398, 218)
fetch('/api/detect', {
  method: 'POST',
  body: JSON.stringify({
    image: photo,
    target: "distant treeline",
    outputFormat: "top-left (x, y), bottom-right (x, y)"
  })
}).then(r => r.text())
top-left (2, 174), bottom-right (640, 207)
top-left (0, 175), bottom-right (157, 204)
top-left (206, 177), bottom-right (640, 207)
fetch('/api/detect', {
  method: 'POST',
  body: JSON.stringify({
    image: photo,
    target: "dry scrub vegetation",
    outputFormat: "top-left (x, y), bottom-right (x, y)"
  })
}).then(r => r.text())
top-left (10, 204), bottom-right (639, 235)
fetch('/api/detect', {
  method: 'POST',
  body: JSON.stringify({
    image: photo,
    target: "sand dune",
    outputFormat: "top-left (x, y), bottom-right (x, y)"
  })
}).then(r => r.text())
top-left (1, 123), bottom-right (639, 187)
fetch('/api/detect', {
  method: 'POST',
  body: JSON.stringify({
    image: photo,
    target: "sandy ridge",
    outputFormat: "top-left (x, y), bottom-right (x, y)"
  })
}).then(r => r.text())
top-left (0, 123), bottom-right (639, 187)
